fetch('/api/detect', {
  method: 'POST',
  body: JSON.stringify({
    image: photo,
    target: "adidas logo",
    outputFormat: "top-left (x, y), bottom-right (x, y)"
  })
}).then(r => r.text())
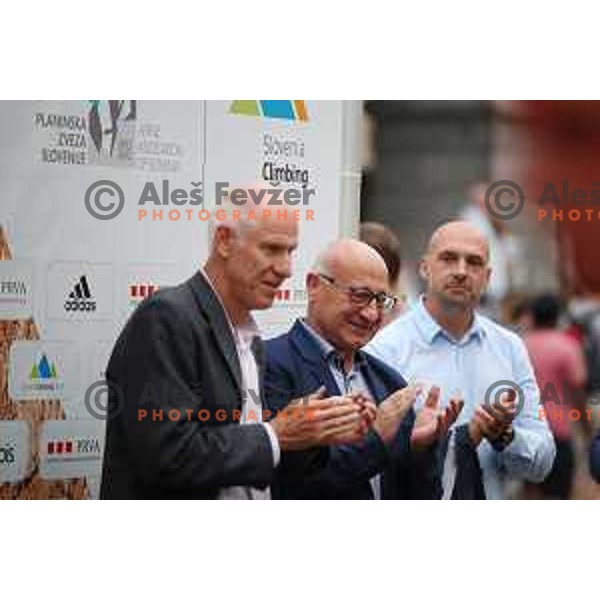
top-left (64, 275), bottom-right (96, 312)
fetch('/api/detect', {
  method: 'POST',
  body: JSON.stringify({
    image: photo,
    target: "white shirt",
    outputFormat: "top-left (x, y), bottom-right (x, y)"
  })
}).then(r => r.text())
top-left (200, 269), bottom-right (280, 499)
top-left (232, 318), bottom-right (280, 499)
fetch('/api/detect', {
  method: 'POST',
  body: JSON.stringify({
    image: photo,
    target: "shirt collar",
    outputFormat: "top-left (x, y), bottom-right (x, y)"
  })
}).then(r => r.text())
top-left (298, 319), bottom-right (367, 371)
top-left (414, 295), bottom-right (485, 345)
top-left (235, 316), bottom-right (260, 347)
top-left (199, 266), bottom-right (258, 345)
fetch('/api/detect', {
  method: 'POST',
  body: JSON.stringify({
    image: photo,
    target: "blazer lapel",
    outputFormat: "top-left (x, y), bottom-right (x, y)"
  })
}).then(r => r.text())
top-left (187, 270), bottom-right (242, 390)
top-left (251, 335), bottom-right (266, 400)
top-left (361, 357), bottom-right (389, 405)
top-left (289, 320), bottom-right (341, 396)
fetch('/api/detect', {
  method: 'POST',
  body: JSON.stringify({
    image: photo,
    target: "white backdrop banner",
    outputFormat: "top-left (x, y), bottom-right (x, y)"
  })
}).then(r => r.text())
top-left (0, 100), bottom-right (361, 499)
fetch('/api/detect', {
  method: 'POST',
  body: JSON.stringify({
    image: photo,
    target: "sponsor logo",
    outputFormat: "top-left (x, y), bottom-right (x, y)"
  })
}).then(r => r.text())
top-left (87, 100), bottom-right (137, 158)
top-left (0, 260), bottom-right (34, 319)
top-left (33, 101), bottom-right (185, 172)
top-left (0, 280), bottom-right (27, 299)
top-left (30, 353), bottom-right (58, 379)
top-left (0, 444), bottom-right (15, 465)
top-left (0, 421), bottom-right (30, 483)
top-left (47, 262), bottom-right (113, 322)
top-left (64, 275), bottom-right (96, 312)
top-left (229, 100), bottom-right (309, 122)
top-left (219, 100), bottom-right (317, 207)
top-left (46, 437), bottom-right (102, 461)
top-left (129, 282), bottom-right (160, 307)
top-left (262, 133), bottom-right (310, 187)
top-left (274, 288), bottom-right (307, 304)
top-left (261, 133), bottom-right (310, 187)
top-left (26, 353), bottom-right (63, 394)
top-left (39, 420), bottom-right (104, 479)
top-left (9, 341), bottom-right (74, 401)
top-left (34, 109), bottom-right (87, 165)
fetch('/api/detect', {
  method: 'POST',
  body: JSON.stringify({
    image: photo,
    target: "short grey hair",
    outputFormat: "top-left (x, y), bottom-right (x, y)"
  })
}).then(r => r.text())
top-left (311, 248), bottom-right (333, 278)
top-left (207, 188), bottom-right (258, 245)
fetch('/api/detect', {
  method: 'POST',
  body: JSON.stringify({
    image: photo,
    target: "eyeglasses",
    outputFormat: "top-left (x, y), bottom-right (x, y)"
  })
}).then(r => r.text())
top-left (317, 273), bottom-right (397, 313)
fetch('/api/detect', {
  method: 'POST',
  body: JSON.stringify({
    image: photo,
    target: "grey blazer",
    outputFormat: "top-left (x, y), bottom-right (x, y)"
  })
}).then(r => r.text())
top-left (100, 270), bottom-right (274, 499)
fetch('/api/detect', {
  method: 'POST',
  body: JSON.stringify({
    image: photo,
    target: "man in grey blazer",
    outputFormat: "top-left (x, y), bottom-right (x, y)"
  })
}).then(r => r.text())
top-left (100, 187), bottom-right (367, 499)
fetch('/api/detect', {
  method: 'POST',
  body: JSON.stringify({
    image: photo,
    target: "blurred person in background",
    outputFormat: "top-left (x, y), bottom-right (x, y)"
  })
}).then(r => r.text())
top-left (359, 222), bottom-right (407, 324)
top-left (523, 294), bottom-right (587, 499)
top-left (508, 295), bottom-right (533, 335)
top-left (566, 297), bottom-right (600, 442)
top-left (460, 181), bottom-right (524, 319)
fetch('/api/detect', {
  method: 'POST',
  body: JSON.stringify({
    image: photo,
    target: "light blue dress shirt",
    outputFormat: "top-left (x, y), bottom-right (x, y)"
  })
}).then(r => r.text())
top-left (366, 297), bottom-right (556, 499)
top-left (298, 320), bottom-right (382, 499)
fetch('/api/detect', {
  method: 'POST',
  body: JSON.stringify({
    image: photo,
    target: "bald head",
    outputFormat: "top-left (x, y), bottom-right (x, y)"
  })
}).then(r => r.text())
top-left (426, 221), bottom-right (490, 263)
top-left (306, 239), bottom-right (391, 354)
top-left (420, 221), bottom-right (491, 310)
top-left (314, 238), bottom-right (389, 283)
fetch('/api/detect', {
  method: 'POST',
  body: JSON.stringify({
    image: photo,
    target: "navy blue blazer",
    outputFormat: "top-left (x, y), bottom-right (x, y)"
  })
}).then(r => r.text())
top-left (264, 320), bottom-right (440, 499)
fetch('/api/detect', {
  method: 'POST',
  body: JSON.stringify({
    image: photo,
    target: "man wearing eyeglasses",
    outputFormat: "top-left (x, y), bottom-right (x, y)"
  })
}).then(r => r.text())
top-left (264, 238), bottom-right (462, 499)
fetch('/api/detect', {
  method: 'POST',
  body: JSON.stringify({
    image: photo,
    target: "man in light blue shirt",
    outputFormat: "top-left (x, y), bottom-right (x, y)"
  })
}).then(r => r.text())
top-left (367, 221), bottom-right (555, 499)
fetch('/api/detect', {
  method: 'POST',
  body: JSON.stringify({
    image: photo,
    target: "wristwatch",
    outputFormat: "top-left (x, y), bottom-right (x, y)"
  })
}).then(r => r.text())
top-left (490, 425), bottom-right (515, 452)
